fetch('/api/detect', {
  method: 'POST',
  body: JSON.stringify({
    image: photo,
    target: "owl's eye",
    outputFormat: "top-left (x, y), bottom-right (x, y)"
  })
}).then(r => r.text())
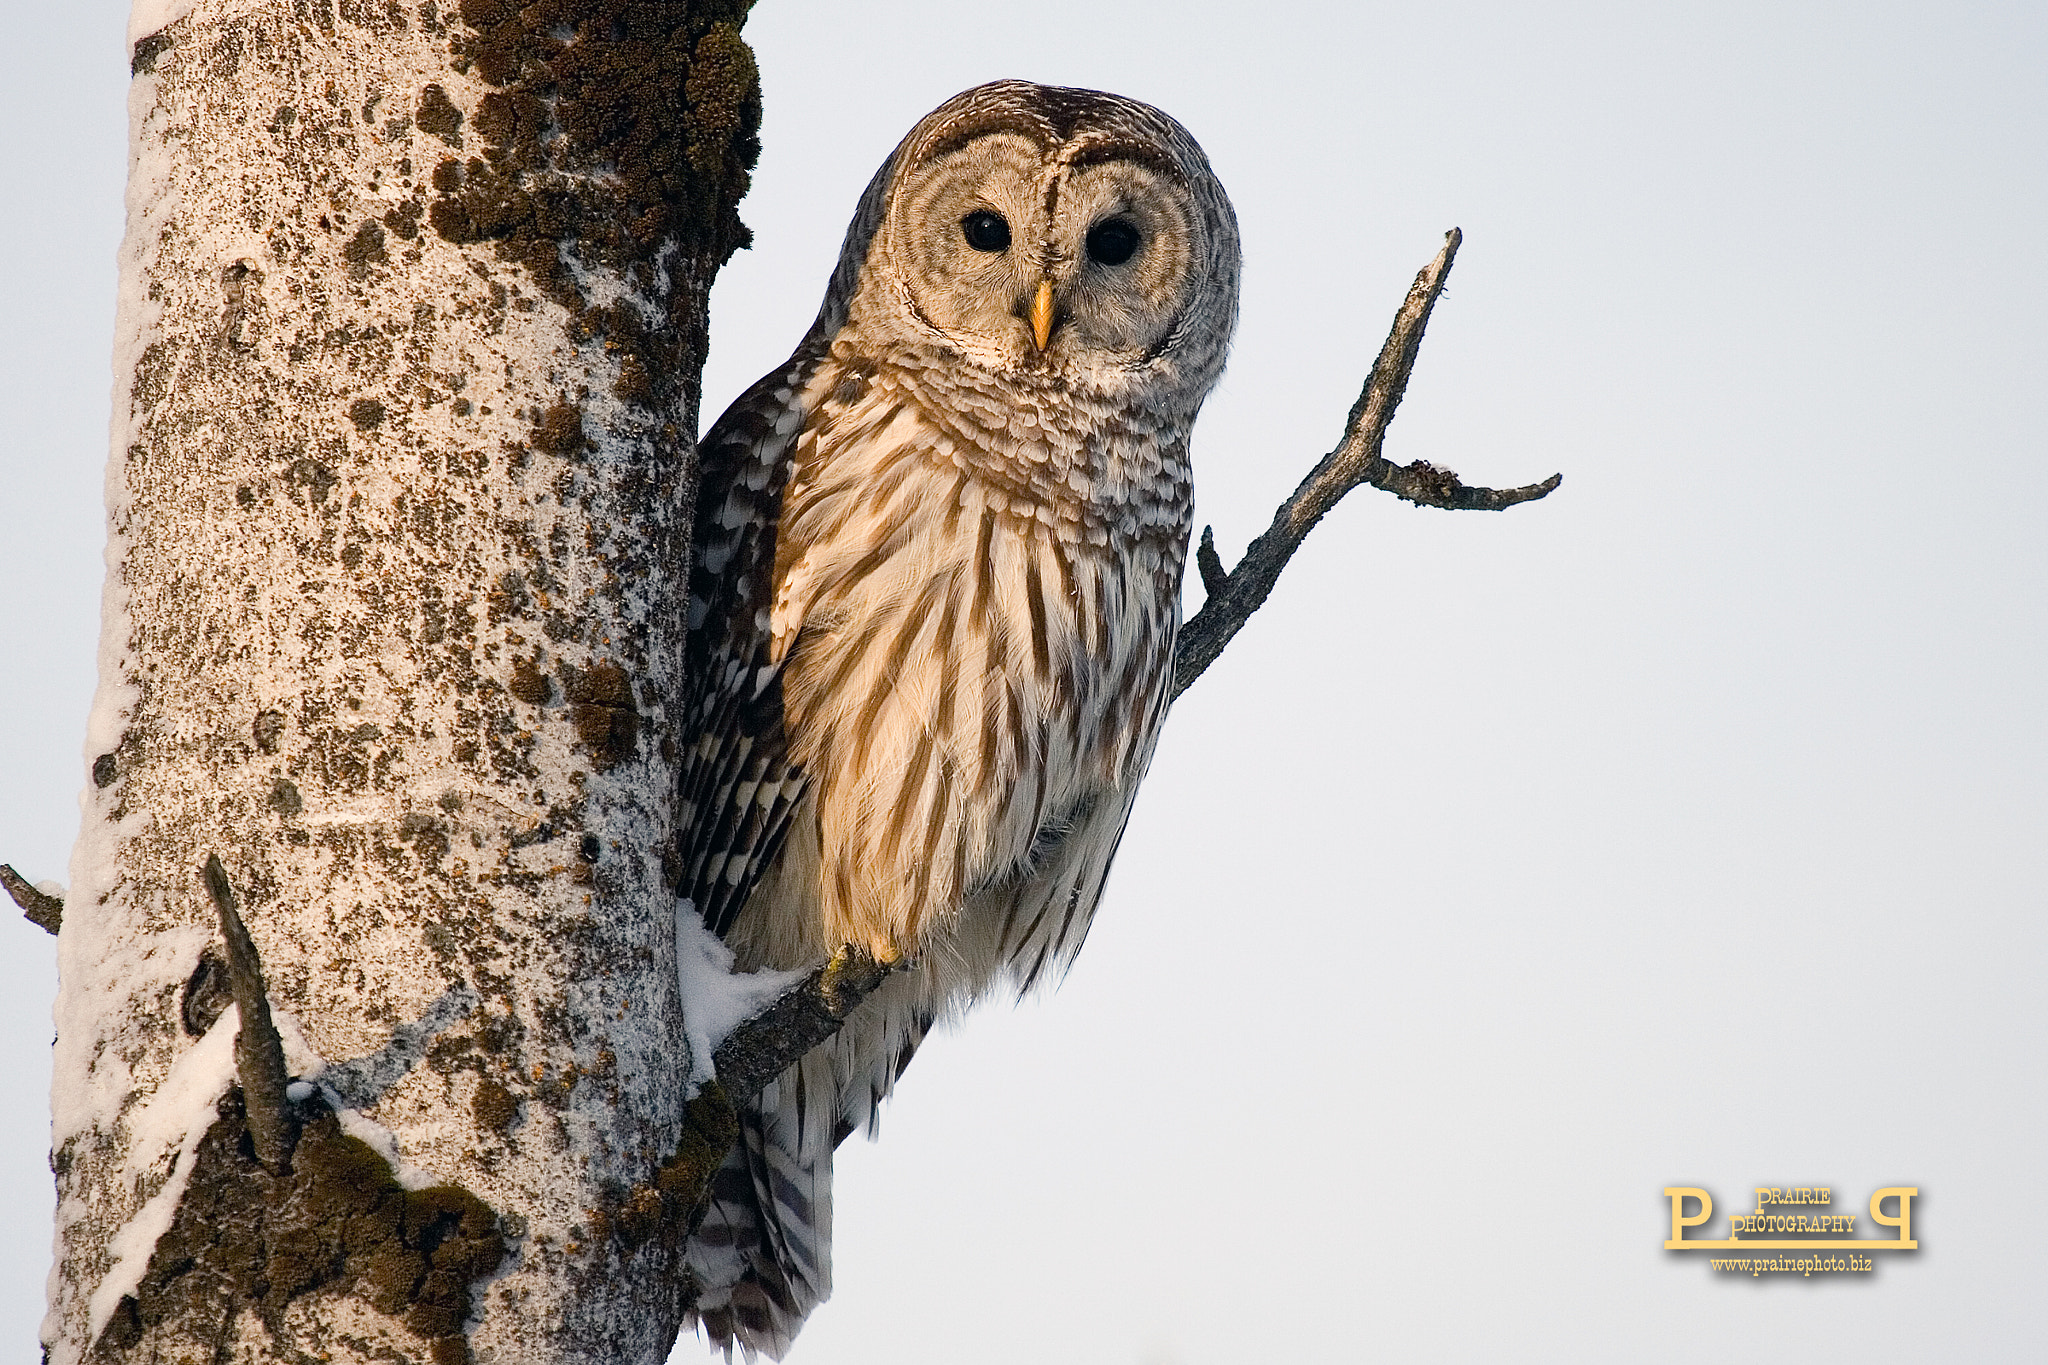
top-left (1085, 219), bottom-right (1141, 266)
top-left (961, 211), bottom-right (1011, 253)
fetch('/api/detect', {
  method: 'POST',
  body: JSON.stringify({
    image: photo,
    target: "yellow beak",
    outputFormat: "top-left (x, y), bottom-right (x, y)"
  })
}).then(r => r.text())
top-left (1029, 278), bottom-right (1056, 352)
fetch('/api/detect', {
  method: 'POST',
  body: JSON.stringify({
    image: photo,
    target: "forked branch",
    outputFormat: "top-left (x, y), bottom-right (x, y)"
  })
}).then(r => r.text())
top-left (1172, 228), bottom-right (1561, 701)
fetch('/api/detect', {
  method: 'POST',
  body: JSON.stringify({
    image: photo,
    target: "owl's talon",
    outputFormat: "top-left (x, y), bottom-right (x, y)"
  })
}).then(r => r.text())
top-left (819, 944), bottom-right (893, 1017)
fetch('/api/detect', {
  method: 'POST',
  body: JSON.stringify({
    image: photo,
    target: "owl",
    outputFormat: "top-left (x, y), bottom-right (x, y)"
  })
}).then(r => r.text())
top-left (675, 80), bottom-right (1240, 1356)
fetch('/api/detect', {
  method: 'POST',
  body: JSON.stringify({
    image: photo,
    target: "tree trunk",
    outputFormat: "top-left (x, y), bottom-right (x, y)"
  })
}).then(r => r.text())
top-left (48, 2), bottom-right (756, 1360)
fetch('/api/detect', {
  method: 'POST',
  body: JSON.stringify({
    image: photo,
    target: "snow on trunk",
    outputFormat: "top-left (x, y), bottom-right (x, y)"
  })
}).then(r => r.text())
top-left (49, 2), bottom-right (759, 1360)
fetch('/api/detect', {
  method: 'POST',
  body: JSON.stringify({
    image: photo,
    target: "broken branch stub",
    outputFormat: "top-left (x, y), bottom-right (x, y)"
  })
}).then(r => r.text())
top-left (1, 863), bottom-right (62, 934)
top-left (203, 855), bottom-right (295, 1176)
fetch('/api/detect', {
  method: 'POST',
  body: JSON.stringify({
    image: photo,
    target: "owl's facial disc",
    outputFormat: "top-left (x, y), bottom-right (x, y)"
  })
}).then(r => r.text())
top-left (1048, 159), bottom-right (1197, 357)
top-left (886, 131), bottom-right (1205, 376)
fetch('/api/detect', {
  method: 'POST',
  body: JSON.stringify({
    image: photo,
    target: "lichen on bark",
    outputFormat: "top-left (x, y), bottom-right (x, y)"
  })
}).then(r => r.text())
top-left (94, 1091), bottom-right (505, 1365)
top-left (428, 0), bottom-right (761, 417)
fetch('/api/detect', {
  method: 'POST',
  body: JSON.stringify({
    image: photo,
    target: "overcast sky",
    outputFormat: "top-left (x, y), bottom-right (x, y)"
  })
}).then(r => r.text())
top-left (3, 2), bottom-right (2043, 1361)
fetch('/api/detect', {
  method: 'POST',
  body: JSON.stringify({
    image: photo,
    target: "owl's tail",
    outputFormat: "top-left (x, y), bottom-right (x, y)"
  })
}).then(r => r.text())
top-left (684, 1060), bottom-right (836, 1361)
top-left (682, 978), bottom-right (938, 1359)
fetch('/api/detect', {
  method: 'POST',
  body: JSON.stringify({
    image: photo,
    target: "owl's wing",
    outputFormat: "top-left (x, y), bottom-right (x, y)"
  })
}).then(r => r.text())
top-left (677, 358), bottom-right (820, 937)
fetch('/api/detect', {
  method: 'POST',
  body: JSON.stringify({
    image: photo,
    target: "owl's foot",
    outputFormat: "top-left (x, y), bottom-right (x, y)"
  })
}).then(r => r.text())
top-left (819, 942), bottom-right (898, 1015)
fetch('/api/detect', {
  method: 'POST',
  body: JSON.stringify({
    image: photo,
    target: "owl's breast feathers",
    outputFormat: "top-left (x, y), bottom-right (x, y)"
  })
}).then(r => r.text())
top-left (680, 339), bottom-right (1191, 980)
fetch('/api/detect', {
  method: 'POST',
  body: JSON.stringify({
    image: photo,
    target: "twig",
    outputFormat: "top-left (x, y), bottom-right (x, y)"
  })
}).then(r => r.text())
top-left (1172, 228), bottom-right (1561, 701)
top-left (710, 946), bottom-right (891, 1103)
top-left (203, 855), bottom-right (296, 1174)
top-left (1, 864), bottom-right (63, 935)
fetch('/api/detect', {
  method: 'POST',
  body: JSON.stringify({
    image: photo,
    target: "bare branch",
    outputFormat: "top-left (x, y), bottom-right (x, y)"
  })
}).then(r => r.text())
top-left (1173, 228), bottom-right (1562, 701)
top-left (203, 855), bottom-right (296, 1174)
top-left (711, 946), bottom-right (892, 1103)
top-left (1, 864), bottom-right (63, 935)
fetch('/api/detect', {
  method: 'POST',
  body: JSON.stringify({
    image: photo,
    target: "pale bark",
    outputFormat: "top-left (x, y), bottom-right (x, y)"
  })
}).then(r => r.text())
top-left (51, 2), bottom-right (755, 1361)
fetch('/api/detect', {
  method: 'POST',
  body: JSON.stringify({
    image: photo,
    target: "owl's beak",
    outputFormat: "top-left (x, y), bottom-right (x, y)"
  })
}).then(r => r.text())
top-left (1029, 278), bottom-right (1057, 352)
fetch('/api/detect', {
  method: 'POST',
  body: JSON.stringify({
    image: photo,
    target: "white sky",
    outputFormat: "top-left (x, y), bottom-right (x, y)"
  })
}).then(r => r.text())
top-left (3, 2), bottom-right (2043, 1361)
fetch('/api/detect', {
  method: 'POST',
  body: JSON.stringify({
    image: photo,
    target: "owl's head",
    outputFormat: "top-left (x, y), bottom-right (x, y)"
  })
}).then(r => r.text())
top-left (819, 81), bottom-right (1241, 403)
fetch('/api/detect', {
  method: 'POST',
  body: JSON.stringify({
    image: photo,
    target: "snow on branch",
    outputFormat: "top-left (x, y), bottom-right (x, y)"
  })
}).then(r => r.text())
top-left (1, 863), bottom-right (63, 934)
top-left (708, 946), bottom-right (892, 1104)
top-left (1172, 228), bottom-right (1562, 701)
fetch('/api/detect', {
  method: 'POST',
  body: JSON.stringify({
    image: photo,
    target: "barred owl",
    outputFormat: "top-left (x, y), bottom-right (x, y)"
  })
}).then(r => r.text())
top-left (677, 80), bottom-right (1240, 1356)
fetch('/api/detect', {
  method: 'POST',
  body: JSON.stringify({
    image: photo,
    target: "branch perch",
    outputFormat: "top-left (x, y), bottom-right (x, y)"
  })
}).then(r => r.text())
top-left (1172, 227), bottom-right (1561, 701)
top-left (203, 855), bottom-right (296, 1174)
top-left (2, 863), bottom-right (63, 934)
top-left (711, 946), bottom-right (891, 1103)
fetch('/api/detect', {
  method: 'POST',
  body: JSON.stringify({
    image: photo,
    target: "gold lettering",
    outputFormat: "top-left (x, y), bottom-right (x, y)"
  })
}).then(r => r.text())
top-left (1665, 1187), bottom-right (1713, 1248)
top-left (1870, 1188), bottom-right (1918, 1248)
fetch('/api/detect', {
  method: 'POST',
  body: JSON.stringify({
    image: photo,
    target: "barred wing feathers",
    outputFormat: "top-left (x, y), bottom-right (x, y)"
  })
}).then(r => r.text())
top-left (676, 356), bottom-right (821, 938)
